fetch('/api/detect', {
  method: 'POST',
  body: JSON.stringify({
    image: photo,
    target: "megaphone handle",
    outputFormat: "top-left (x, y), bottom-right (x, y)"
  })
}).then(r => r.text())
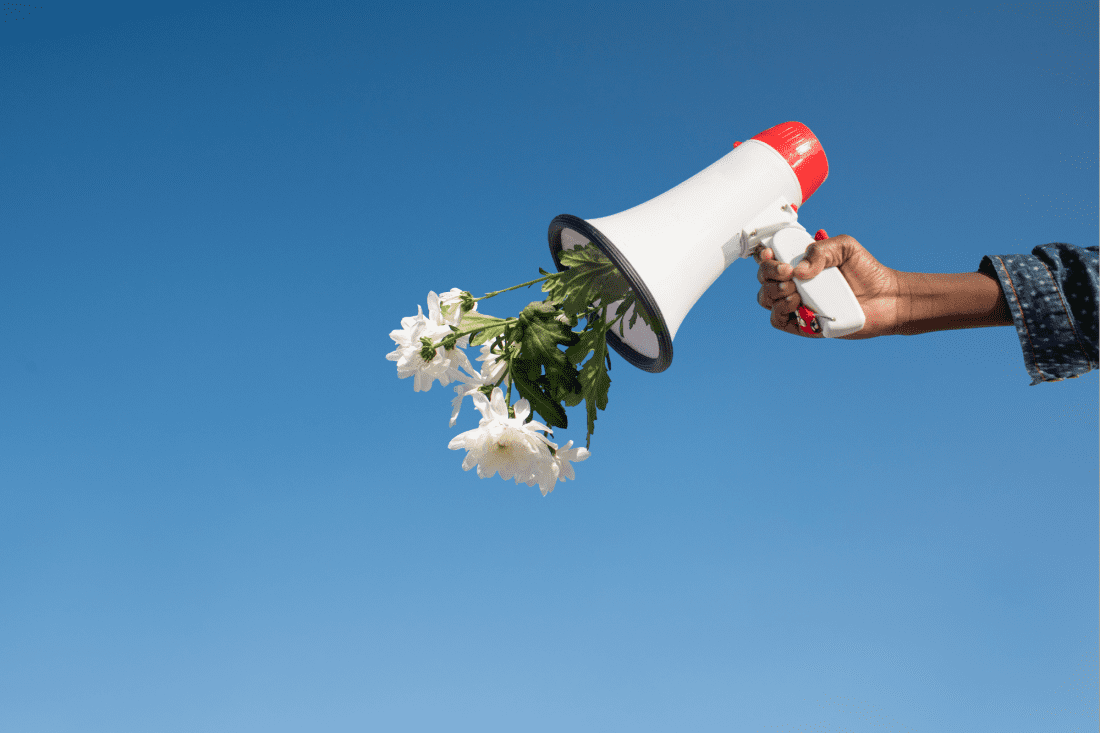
top-left (768, 227), bottom-right (866, 338)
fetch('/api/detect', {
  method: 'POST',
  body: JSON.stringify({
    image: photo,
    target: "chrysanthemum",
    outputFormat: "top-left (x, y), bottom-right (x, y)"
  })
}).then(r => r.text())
top-left (437, 288), bottom-right (476, 328)
top-left (450, 342), bottom-right (511, 427)
top-left (448, 388), bottom-right (556, 488)
top-left (386, 292), bottom-right (473, 392)
top-left (520, 439), bottom-right (591, 496)
top-left (550, 440), bottom-right (590, 484)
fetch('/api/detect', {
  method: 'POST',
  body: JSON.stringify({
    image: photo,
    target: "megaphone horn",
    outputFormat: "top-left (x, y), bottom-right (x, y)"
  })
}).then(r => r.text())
top-left (548, 121), bottom-right (864, 373)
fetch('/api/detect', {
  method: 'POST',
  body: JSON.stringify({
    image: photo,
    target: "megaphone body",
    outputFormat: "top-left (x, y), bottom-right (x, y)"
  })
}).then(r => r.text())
top-left (548, 121), bottom-right (865, 373)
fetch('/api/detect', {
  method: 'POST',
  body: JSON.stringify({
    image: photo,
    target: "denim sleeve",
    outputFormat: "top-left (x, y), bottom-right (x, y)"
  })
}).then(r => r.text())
top-left (978, 243), bottom-right (1099, 385)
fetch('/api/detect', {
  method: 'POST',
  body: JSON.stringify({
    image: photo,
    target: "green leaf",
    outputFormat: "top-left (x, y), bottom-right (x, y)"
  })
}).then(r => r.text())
top-left (558, 244), bottom-right (609, 268)
top-left (590, 267), bottom-right (633, 307)
top-left (516, 301), bottom-right (577, 373)
top-left (542, 244), bottom-right (636, 320)
top-left (458, 312), bottom-right (508, 331)
top-left (457, 312), bottom-right (510, 347)
top-left (510, 357), bottom-right (568, 429)
top-left (565, 326), bottom-right (603, 366)
top-left (611, 292), bottom-right (658, 336)
top-left (634, 298), bottom-right (658, 332)
top-left (545, 359), bottom-right (582, 406)
top-left (471, 326), bottom-right (507, 347)
top-left (613, 297), bottom-right (633, 337)
top-left (541, 265), bottom-right (608, 319)
top-left (495, 301), bottom-right (586, 432)
top-left (577, 325), bottom-right (612, 449)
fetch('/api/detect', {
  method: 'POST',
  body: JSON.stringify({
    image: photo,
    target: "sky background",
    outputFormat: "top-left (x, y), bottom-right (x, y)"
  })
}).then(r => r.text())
top-left (1, 2), bottom-right (1097, 731)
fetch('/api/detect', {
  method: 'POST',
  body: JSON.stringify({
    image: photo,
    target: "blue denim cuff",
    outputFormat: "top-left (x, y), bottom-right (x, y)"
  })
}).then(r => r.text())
top-left (979, 245), bottom-right (1099, 385)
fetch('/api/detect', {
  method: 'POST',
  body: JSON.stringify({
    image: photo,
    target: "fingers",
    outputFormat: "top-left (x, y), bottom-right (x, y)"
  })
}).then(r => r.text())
top-left (756, 278), bottom-right (796, 310)
top-left (756, 254), bottom-right (793, 285)
top-left (756, 238), bottom-right (851, 338)
top-left (770, 293), bottom-right (807, 336)
top-left (769, 290), bottom-right (826, 338)
top-left (791, 242), bottom-right (828, 280)
top-left (752, 246), bottom-right (773, 264)
top-left (769, 287), bottom-right (799, 319)
top-left (755, 245), bottom-right (796, 313)
top-left (791, 235), bottom-right (857, 281)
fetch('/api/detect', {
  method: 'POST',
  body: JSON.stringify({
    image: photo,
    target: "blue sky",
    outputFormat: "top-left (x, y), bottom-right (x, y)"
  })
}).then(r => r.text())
top-left (1, 2), bottom-right (1096, 731)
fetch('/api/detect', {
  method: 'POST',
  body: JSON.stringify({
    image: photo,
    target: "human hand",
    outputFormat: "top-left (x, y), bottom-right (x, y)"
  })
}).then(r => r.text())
top-left (754, 234), bottom-right (904, 339)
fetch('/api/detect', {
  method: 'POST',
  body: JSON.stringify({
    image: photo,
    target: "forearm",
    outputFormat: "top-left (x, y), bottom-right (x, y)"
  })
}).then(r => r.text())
top-left (894, 270), bottom-right (1012, 336)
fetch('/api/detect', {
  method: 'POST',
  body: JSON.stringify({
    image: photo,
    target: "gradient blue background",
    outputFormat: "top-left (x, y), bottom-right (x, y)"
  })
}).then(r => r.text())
top-left (2, 2), bottom-right (1097, 731)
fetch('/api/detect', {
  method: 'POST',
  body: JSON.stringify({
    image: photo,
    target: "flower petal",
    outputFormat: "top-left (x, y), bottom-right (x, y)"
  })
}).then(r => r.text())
top-left (489, 387), bottom-right (508, 419)
top-left (511, 398), bottom-right (530, 423)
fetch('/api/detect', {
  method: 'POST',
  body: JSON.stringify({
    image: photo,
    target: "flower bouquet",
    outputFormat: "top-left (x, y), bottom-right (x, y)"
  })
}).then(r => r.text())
top-left (386, 244), bottom-right (657, 495)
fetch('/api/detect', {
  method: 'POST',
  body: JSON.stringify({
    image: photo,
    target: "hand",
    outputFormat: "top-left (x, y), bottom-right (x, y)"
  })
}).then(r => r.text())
top-left (754, 234), bottom-right (904, 339)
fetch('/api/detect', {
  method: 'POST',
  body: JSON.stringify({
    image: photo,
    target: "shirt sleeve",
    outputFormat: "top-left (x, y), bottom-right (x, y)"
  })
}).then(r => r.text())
top-left (978, 243), bottom-right (1099, 385)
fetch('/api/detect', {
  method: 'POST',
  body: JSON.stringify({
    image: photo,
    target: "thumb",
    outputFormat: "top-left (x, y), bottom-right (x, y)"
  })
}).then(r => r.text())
top-left (793, 239), bottom-right (844, 280)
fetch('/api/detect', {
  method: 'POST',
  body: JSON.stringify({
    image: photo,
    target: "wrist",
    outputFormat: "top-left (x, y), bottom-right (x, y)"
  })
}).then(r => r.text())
top-left (895, 270), bottom-right (1012, 336)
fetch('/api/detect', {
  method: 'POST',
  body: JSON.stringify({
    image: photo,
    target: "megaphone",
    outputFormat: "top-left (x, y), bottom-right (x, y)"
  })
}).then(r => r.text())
top-left (548, 121), bottom-right (865, 373)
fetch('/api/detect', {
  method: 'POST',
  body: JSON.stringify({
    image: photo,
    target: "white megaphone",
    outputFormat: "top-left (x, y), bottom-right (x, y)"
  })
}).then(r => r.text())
top-left (548, 121), bottom-right (865, 373)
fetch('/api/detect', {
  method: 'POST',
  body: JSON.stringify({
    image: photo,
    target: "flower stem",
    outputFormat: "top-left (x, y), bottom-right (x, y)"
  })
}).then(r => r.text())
top-left (432, 317), bottom-right (519, 349)
top-left (474, 273), bottom-right (560, 301)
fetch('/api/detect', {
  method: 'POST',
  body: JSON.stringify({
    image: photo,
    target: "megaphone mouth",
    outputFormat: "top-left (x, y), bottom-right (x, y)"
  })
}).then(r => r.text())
top-left (548, 214), bottom-right (673, 373)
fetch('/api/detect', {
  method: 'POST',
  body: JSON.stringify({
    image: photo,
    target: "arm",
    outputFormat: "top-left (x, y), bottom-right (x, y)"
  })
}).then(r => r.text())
top-left (894, 270), bottom-right (1012, 335)
top-left (756, 236), bottom-right (1098, 383)
top-left (752, 232), bottom-right (1007, 338)
top-left (756, 235), bottom-right (1011, 338)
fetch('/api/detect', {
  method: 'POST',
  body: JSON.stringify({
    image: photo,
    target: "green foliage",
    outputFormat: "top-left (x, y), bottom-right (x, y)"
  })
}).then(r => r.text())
top-left (455, 312), bottom-right (510, 347)
top-left (509, 356), bottom-right (570, 429)
top-left (564, 318), bottom-right (611, 447)
top-left (496, 295), bottom-right (616, 448)
top-left (438, 242), bottom-right (657, 448)
top-left (540, 245), bottom-right (630, 319)
top-left (562, 247), bottom-right (633, 310)
top-left (501, 301), bottom-right (580, 430)
top-left (576, 320), bottom-right (612, 449)
top-left (499, 245), bottom-right (643, 446)
top-left (548, 244), bottom-right (659, 339)
top-left (514, 300), bottom-right (578, 373)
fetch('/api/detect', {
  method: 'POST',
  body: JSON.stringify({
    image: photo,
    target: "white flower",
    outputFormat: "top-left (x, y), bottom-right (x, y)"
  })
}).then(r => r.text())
top-left (438, 288), bottom-right (476, 327)
top-left (520, 439), bottom-right (590, 496)
top-left (386, 292), bottom-right (473, 392)
top-left (450, 342), bottom-right (511, 427)
top-left (422, 290), bottom-right (470, 345)
top-left (448, 388), bottom-right (557, 490)
top-left (550, 440), bottom-right (590, 483)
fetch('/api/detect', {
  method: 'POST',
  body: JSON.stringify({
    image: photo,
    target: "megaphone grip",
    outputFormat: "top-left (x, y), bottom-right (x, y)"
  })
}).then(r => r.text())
top-left (769, 227), bottom-right (866, 338)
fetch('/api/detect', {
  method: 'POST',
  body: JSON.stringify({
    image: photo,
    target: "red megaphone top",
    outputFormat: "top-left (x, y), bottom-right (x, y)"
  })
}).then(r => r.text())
top-left (751, 121), bottom-right (829, 205)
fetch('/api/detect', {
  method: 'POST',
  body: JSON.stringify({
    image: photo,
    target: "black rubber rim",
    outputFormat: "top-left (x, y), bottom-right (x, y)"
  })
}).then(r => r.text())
top-left (547, 214), bottom-right (672, 373)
